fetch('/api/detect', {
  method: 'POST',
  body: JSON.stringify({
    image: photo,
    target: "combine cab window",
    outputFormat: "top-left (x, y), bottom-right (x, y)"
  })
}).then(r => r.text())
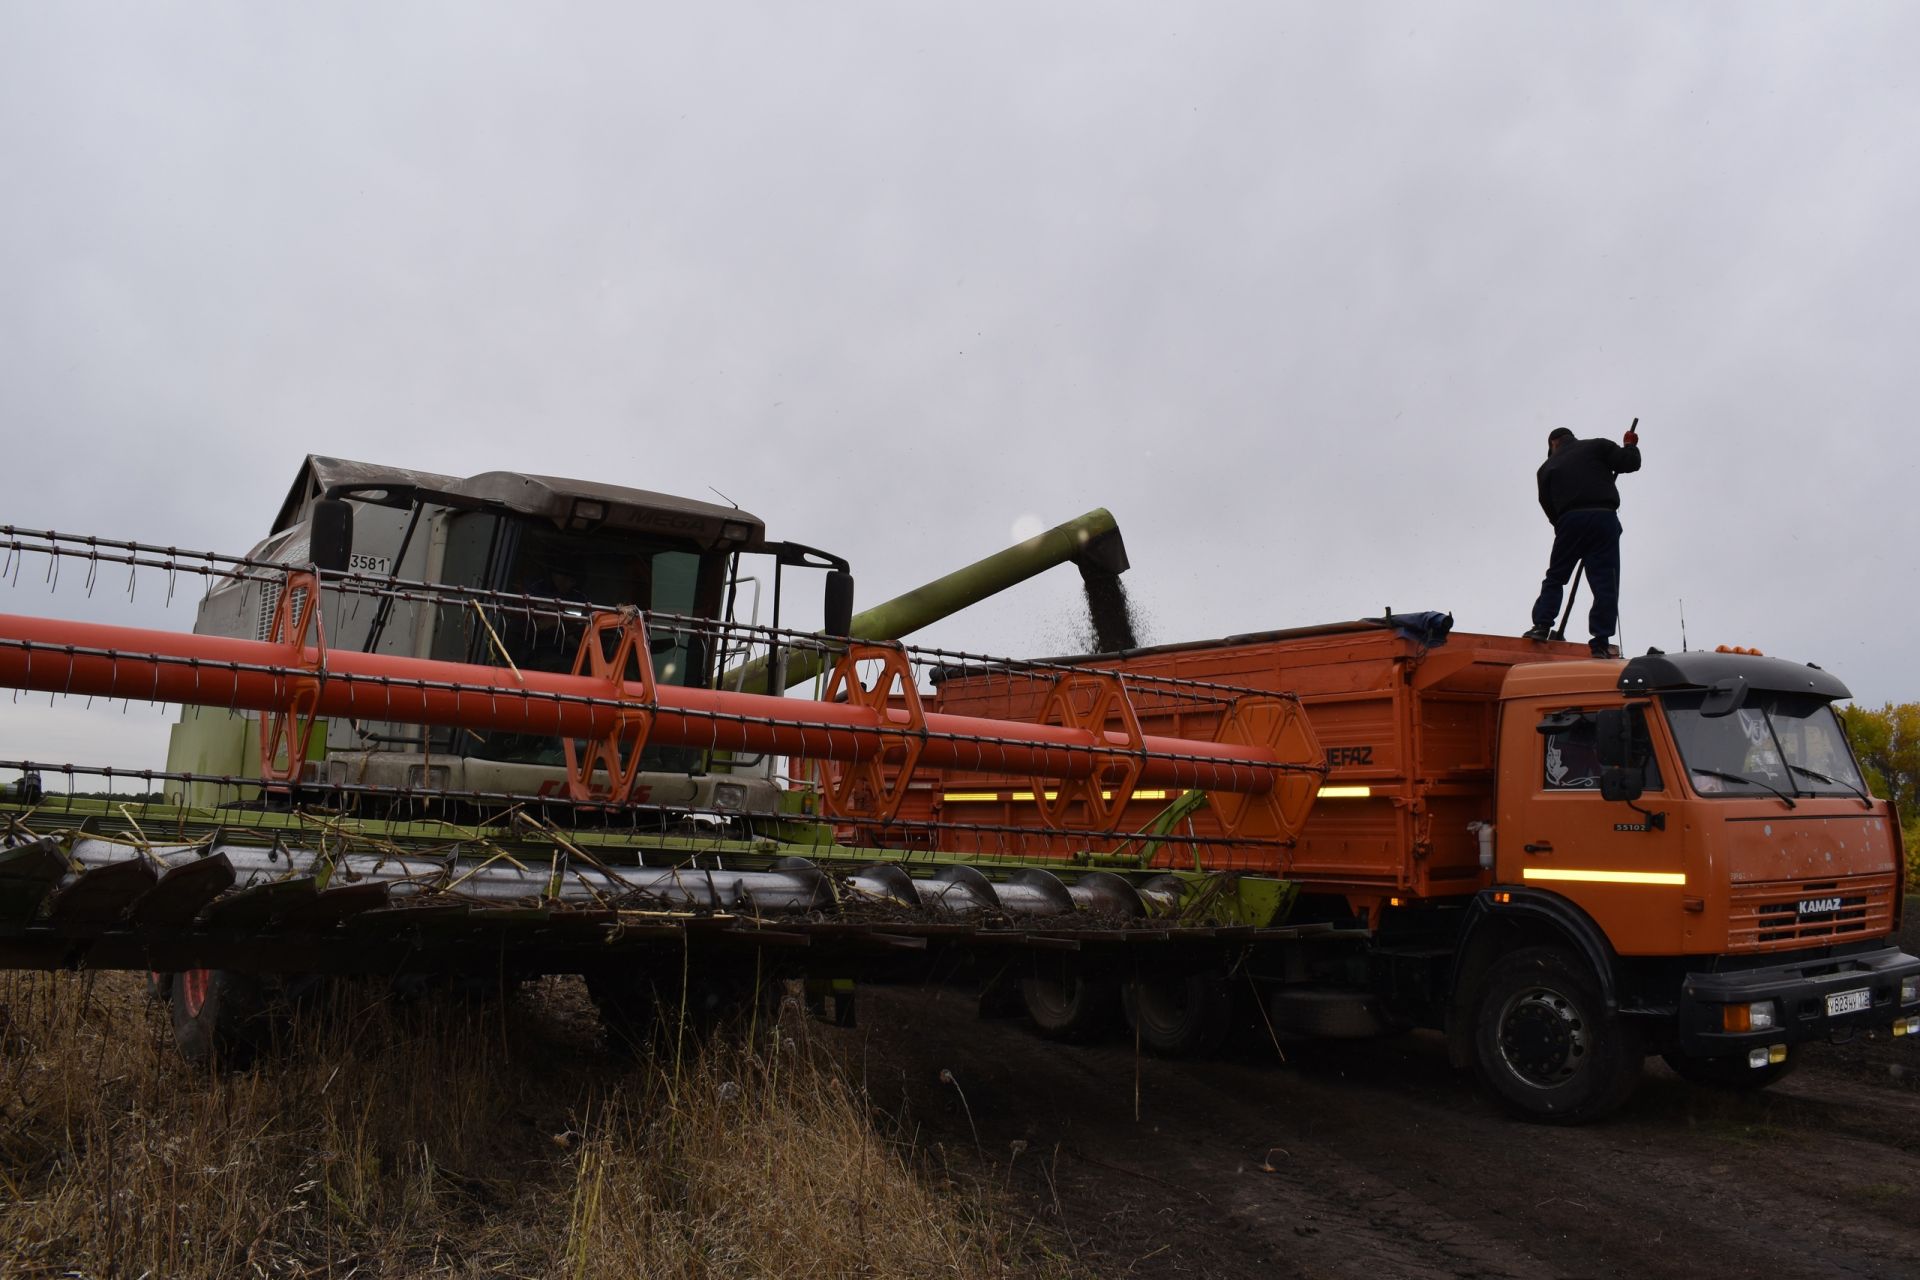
top-left (643, 550), bottom-right (701, 686)
top-left (428, 514), bottom-right (722, 771)
top-left (1665, 692), bottom-right (1865, 798)
top-left (431, 519), bottom-right (714, 681)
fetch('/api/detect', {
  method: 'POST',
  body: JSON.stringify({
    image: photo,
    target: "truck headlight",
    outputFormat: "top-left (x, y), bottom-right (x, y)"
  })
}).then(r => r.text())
top-left (1901, 977), bottom-right (1919, 1006)
top-left (1721, 1001), bottom-right (1777, 1032)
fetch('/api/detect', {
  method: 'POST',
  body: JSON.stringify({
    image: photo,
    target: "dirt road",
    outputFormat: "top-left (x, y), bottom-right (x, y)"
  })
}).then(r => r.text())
top-left (833, 972), bottom-right (1920, 1279)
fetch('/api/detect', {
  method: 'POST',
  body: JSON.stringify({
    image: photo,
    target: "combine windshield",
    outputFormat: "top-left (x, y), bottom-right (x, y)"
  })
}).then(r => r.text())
top-left (499, 524), bottom-right (706, 684)
top-left (1663, 691), bottom-right (1867, 799)
top-left (429, 512), bottom-right (724, 769)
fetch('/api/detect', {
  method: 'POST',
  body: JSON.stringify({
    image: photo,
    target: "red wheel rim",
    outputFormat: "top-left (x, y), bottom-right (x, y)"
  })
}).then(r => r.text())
top-left (180, 968), bottom-right (212, 1018)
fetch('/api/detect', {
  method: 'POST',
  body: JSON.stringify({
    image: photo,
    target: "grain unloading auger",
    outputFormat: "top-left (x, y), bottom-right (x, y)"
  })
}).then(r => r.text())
top-left (720, 504), bottom-right (1134, 694)
top-left (0, 525), bottom-right (1326, 1053)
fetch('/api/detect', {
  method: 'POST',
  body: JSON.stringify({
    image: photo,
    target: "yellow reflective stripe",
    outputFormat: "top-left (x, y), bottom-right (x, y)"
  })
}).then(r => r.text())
top-left (942, 788), bottom-right (1176, 803)
top-left (1317, 785), bottom-right (1372, 799)
top-left (1521, 867), bottom-right (1687, 886)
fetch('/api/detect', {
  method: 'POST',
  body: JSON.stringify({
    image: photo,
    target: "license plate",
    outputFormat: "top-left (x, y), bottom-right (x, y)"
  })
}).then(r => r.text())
top-left (1826, 988), bottom-right (1872, 1016)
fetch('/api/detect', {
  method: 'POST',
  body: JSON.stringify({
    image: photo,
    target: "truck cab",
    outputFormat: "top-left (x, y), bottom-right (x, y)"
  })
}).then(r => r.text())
top-left (1473, 649), bottom-right (1917, 1118)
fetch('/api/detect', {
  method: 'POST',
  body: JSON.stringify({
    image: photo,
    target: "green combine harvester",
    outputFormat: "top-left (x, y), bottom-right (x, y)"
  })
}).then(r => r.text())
top-left (0, 459), bottom-right (1321, 1065)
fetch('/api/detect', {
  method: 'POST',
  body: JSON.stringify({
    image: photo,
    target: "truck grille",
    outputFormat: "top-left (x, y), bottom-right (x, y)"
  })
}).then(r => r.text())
top-left (1727, 875), bottom-right (1896, 952)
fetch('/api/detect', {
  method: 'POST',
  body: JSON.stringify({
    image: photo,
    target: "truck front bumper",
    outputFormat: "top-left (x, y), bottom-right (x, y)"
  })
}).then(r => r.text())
top-left (1676, 944), bottom-right (1920, 1058)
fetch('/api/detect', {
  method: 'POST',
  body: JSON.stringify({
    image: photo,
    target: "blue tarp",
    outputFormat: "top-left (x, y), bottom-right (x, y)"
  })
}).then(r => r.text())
top-left (1384, 611), bottom-right (1453, 647)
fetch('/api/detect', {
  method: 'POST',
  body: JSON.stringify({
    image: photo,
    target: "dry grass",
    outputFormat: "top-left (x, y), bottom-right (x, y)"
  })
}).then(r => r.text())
top-left (0, 971), bottom-right (1072, 1279)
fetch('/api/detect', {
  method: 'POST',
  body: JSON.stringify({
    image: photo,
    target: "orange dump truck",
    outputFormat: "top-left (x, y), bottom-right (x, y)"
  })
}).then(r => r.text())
top-left (913, 615), bottom-right (1918, 1122)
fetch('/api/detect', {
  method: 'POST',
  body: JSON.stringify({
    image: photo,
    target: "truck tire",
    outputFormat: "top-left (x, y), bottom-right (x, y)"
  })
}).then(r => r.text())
top-left (1662, 1046), bottom-right (1800, 1092)
top-left (170, 968), bottom-right (271, 1069)
top-left (1122, 976), bottom-right (1233, 1057)
top-left (1472, 946), bottom-right (1642, 1124)
top-left (1021, 974), bottom-right (1119, 1042)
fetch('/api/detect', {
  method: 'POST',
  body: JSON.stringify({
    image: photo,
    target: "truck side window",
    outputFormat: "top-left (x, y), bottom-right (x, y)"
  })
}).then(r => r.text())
top-left (1542, 715), bottom-right (1602, 790)
top-left (1541, 709), bottom-right (1663, 792)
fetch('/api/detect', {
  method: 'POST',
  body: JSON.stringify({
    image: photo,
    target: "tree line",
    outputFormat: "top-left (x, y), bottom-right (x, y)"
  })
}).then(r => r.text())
top-left (1843, 701), bottom-right (1920, 886)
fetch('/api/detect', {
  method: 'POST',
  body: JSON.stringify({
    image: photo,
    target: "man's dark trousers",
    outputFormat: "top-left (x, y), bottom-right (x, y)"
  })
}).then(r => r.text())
top-left (1529, 509), bottom-right (1622, 640)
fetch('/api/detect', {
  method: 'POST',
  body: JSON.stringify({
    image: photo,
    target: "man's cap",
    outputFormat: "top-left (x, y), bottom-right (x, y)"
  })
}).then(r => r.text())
top-left (1547, 428), bottom-right (1575, 445)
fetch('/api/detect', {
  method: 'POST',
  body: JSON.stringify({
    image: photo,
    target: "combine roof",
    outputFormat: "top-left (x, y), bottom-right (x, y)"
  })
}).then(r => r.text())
top-left (273, 456), bottom-right (765, 551)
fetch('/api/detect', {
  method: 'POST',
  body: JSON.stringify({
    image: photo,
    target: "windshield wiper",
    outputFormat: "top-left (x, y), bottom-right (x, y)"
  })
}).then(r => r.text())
top-left (1787, 764), bottom-right (1873, 808)
top-left (1690, 767), bottom-right (1797, 809)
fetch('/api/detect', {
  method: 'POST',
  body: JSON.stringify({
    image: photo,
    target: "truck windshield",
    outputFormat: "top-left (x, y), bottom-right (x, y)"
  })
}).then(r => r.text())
top-left (1663, 691), bottom-right (1866, 799)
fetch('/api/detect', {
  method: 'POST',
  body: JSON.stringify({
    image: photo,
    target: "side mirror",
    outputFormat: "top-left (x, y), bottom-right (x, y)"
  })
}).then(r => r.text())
top-left (1593, 709), bottom-right (1631, 767)
top-left (309, 498), bottom-right (354, 573)
top-left (1700, 675), bottom-right (1748, 718)
top-left (823, 570), bottom-right (855, 638)
top-left (1599, 766), bottom-right (1645, 803)
top-left (1537, 711), bottom-right (1583, 735)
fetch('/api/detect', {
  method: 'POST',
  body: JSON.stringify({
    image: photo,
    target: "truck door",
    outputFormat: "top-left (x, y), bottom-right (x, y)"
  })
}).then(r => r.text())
top-left (1504, 703), bottom-right (1691, 955)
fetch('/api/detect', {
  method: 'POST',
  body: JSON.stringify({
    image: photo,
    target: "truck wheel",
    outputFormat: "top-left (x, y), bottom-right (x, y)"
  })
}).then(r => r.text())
top-left (1021, 974), bottom-right (1119, 1042)
top-left (1122, 976), bottom-right (1233, 1057)
top-left (1473, 946), bottom-right (1642, 1124)
top-left (170, 968), bottom-right (270, 1069)
top-left (1662, 1047), bottom-right (1800, 1091)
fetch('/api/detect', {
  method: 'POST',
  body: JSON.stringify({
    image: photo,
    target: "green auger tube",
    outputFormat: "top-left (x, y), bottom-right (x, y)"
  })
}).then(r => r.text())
top-left (723, 507), bottom-right (1127, 694)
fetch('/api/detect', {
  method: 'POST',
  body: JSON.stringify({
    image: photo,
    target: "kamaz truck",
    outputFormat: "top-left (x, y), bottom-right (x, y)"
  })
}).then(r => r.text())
top-left (913, 618), bottom-right (1920, 1121)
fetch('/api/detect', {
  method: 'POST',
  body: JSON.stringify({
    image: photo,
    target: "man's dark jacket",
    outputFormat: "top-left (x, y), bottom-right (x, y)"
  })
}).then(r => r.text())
top-left (1536, 438), bottom-right (1641, 523)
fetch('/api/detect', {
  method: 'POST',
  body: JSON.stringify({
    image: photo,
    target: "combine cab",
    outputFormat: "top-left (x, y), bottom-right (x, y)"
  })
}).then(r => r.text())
top-left (168, 456), bottom-right (825, 814)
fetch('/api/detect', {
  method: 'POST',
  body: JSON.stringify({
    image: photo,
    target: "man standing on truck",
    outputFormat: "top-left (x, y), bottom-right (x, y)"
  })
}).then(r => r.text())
top-left (1523, 423), bottom-right (1641, 657)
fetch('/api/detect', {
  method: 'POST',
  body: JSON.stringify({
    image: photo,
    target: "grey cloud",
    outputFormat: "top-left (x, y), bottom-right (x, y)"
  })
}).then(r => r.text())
top-left (3, 2), bottom-right (1917, 772)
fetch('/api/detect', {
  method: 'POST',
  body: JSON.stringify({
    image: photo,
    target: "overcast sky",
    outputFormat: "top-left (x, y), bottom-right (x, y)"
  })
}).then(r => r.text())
top-left (3, 2), bottom-right (1917, 774)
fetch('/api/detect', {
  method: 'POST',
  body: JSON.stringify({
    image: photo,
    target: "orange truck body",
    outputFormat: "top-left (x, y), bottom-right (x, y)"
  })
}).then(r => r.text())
top-left (913, 618), bottom-right (1904, 956)
top-left (914, 620), bottom-right (1540, 894)
top-left (903, 616), bottom-right (1918, 1120)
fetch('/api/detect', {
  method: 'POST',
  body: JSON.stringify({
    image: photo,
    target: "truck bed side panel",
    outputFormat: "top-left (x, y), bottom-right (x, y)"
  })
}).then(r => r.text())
top-left (915, 627), bottom-right (1574, 897)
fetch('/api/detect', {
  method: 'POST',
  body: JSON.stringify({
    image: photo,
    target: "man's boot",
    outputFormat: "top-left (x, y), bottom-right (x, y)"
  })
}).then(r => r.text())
top-left (1522, 625), bottom-right (1550, 641)
top-left (1588, 638), bottom-right (1614, 658)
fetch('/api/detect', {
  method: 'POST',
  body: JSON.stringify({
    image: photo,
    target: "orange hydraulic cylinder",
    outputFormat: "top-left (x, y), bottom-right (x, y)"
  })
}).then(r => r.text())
top-left (0, 613), bottom-right (1282, 795)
